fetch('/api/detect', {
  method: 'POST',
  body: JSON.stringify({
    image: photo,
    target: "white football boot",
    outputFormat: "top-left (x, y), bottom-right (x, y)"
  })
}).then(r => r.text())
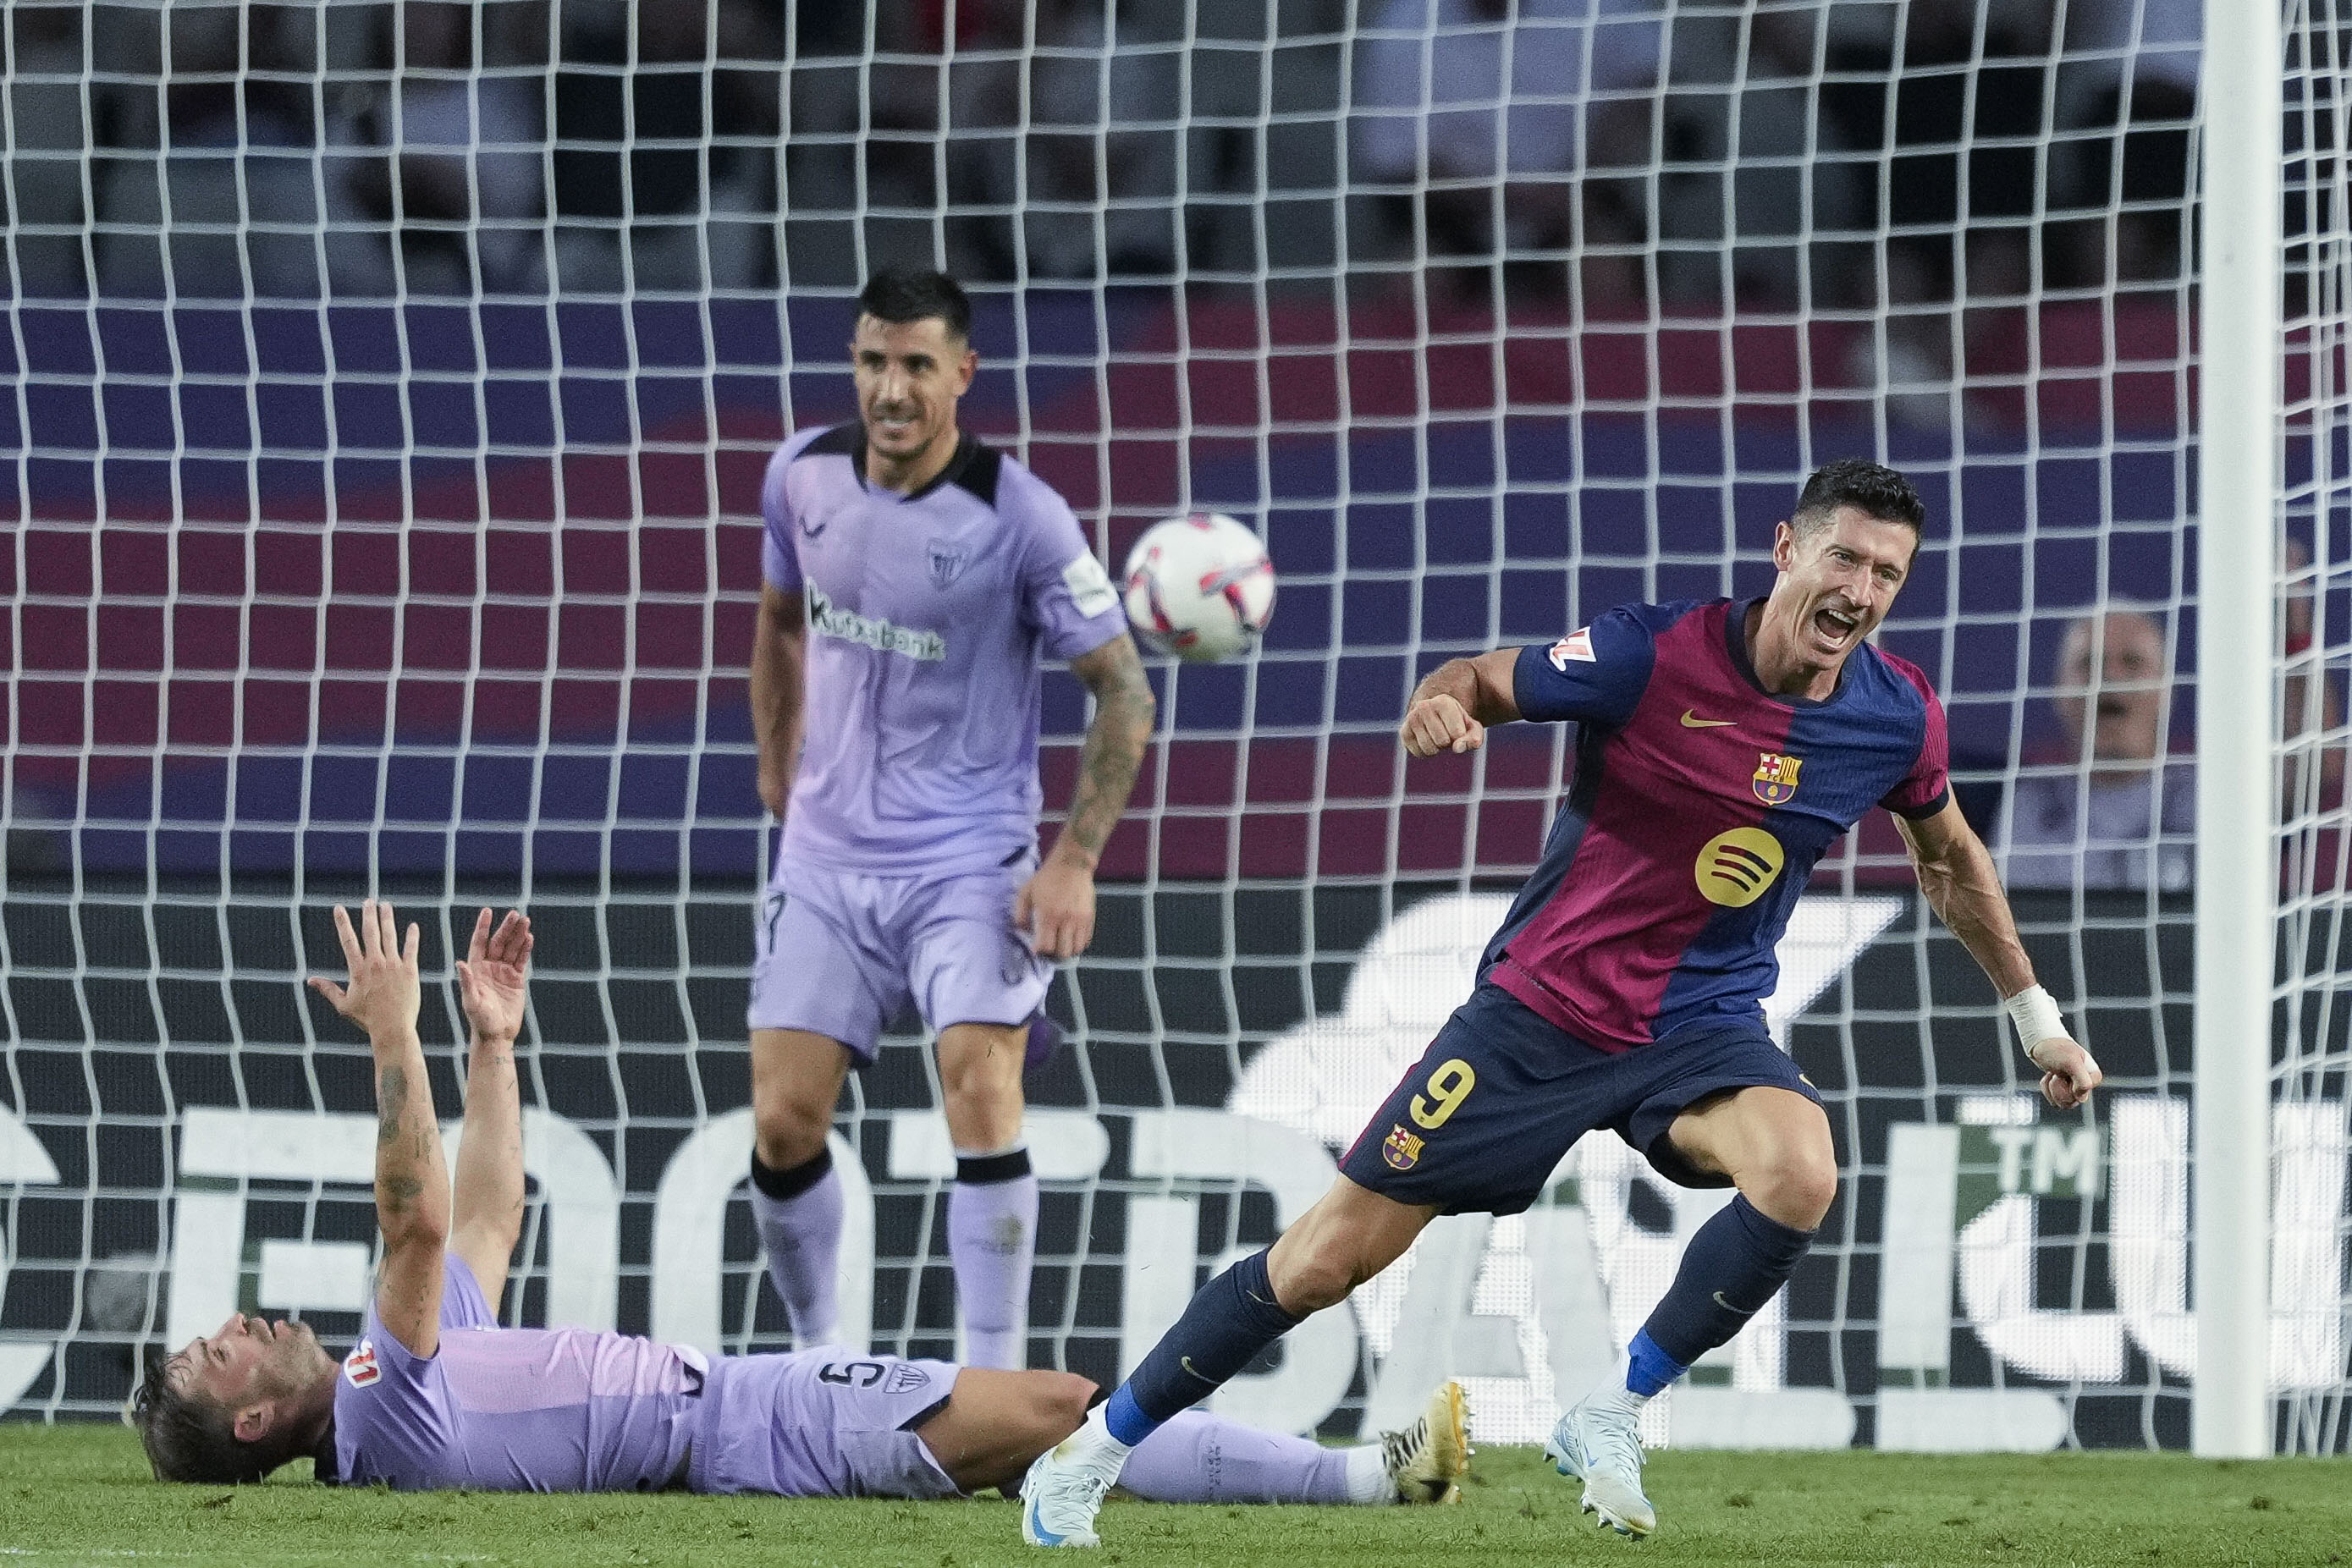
top-left (1020, 1418), bottom-right (1127, 1549)
top-left (1378, 1380), bottom-right (1473, 1505)
top-left (1545, 1390), bottom-right (1656, 1538)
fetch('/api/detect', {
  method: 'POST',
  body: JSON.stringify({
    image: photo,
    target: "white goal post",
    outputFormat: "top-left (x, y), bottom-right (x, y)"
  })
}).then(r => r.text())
top-left (2193, 0), bottom-right (2277, 1461)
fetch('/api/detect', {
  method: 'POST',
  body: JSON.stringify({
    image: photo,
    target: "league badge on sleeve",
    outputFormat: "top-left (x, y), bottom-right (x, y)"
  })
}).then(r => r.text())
top-left (1382, 1125), bottom-right (1425, 1171)
top-left (1752, 751), bottom-right (1804, 806)
top-left (1547, 628), bottom-right (1595, 670)
top-left (343, 1340), bottom-right (380, 1389)
top-left (1061, 550), bottom-right (1121, 618)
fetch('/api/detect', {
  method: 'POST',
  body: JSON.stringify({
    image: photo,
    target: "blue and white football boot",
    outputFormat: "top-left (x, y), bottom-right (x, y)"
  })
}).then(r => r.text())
top-left (1020, 1420), bottom-right (1126, 1549)
top-left (1545, 1389), bottom-right (1657, 1539)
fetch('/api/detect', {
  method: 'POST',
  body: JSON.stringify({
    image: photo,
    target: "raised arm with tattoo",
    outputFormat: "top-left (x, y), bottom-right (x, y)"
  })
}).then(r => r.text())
top-left (1016, 631), bottom-right (1156, 959)
top-left (448, 908), bottom-right (534, 1316)
top-left (307, 900), bottom-right (449, 1360)
top-left (752, 585), bottom-right (807, 818)
top-left (1894, 798), bottom-right (2103, 1110)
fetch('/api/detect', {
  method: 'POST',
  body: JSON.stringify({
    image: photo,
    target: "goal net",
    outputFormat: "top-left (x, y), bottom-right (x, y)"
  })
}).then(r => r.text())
top-left (2272, 0), bottom-right (2352, 1457)
top-left (2, 0), bottom-right (2341, 1454)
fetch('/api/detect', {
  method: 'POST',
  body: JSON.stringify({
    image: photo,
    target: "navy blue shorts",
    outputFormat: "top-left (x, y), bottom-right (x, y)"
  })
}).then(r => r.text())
top-left (1336, 982), bottom-right (1820, 1216)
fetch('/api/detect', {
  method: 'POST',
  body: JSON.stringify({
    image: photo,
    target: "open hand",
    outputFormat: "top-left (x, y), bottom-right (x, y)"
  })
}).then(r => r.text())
top-left (308, 900), bottom-right (421, 1041)
top-left (455, 906), bottom-right (532, 1044)
top-left (1401, 693), bottom-right (1484, 757)
top-left (2029, 1035), bottom-right (2103, 1111)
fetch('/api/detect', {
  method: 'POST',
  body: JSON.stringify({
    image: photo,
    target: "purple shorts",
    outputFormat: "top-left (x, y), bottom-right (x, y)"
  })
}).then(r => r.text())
top-left (748, 855), bottom-right (1053, 1062)
top-left (686, 1351), bottom-right (963, 1499)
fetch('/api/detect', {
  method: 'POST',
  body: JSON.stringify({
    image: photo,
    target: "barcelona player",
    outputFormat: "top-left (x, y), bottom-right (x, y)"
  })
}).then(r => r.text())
top-left (1021, 460), bottom-right (2102, 1546)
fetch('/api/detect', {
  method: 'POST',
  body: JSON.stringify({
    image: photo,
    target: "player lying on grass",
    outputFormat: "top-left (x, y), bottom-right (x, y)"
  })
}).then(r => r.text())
top-left (130, 901), bottom-right (1468, 1510)
top-left (1022, 459), bottom-right (2106, 1547)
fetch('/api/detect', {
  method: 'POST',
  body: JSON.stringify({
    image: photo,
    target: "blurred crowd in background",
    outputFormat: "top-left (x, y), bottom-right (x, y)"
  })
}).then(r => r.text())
top-left (5, 0), bottom-right (2198, 310)
top-left (5, 0), bottom-right (2274, 896)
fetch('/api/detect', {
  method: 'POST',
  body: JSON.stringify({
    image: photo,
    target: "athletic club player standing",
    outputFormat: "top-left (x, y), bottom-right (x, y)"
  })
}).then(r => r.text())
top-left (746, 270), bottom-right (1154, 1367)
top-left (1022, 459), bottom-right (2103, 1547)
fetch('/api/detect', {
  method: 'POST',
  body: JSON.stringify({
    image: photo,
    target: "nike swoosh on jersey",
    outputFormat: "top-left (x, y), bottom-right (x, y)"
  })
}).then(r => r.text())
top-left (1679, 710), bottom-right (1736, 728)
top-left (798, 514), bottom-right (828, 538)
top-left (1179, 1356), bottom-right (1220, 1385)
top-left (1712, 1290), bottom-right (1759, 1317)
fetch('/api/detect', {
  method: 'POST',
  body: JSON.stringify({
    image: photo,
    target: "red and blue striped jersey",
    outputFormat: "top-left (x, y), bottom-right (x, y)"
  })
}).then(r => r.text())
top-left (1483, 597), bottom-right (1949, 1050)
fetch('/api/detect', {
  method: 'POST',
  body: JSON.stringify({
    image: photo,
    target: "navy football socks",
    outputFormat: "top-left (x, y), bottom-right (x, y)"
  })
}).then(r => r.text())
top-left (1103, 1249), bottom-right (1303, 1446)
top-left (1630, 1194), bottom-right (1815, 1393)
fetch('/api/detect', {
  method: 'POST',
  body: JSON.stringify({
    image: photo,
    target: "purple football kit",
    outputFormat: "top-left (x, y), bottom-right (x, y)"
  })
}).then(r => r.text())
top-left (751, 422), bottom-right (1126, 1057)
top-left (326, 1259), bottom-right (1374, 1505)
top-left (328, 1258), bottom-right (961, 1497)
top-left (1341, 597), bottom-right (1951, 1211)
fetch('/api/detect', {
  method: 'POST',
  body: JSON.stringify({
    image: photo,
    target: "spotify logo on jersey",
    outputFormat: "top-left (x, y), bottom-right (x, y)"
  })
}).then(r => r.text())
top-left (1696, 827), bottom-right (1786, 907)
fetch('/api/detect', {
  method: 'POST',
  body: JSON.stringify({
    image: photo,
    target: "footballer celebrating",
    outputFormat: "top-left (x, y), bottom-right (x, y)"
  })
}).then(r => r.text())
top-left (130, 902), bottom-right (1470, 1510)
top-left (1022, 460), bottom-right (2103, 1546)
top-left (746, 270), bottom-right (1154, 1367)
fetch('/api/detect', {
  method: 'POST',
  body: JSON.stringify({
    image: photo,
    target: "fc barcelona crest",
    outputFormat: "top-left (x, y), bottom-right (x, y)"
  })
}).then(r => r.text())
top-left (1752, 751), bottom-right (1803, 806)
top-left (927, 539), bottom-right (969, 589)
top-left (1382, 1124), bottom-right (1424, 1171)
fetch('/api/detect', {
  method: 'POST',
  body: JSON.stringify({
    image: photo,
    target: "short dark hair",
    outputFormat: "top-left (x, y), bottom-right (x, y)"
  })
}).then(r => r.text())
top-left (856, 268), bottom-right (972, 343)
top-left (1792, 459), bottom-right (1926, 535)
top-left (129, 1350), bottom-right (282, 1484)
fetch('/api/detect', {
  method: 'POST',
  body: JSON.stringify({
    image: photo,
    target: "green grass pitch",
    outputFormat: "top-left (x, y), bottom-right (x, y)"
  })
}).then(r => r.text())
top-left (3, 1424), bottom-right (2348, 1567)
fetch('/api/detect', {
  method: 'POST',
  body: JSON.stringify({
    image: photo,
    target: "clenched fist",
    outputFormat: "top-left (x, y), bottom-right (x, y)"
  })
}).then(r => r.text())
top-left (1401, 693), bottom-right (1485, 757)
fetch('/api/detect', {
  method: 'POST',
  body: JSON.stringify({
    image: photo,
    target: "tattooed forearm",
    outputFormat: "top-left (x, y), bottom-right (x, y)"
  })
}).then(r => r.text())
top-left (376, 1065), bottom-right (408, 1146)
top-left (1059, 637), bottom-right (1154, 862)
top-left (371, 1044), bottom-right (450, 1246)
top-left (378, 1175), bottom-right (424, 1215)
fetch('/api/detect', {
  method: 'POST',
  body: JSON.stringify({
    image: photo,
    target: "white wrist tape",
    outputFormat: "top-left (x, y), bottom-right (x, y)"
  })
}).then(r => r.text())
top-left (2002, 985), bottom-right (2068, 1056)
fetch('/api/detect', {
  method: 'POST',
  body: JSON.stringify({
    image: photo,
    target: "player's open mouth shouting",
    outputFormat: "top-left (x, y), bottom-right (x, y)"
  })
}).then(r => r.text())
top-left (1809, 601), bottom-right (1865, 653)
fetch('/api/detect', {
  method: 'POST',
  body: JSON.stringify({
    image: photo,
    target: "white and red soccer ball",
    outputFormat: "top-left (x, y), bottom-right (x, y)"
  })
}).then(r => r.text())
top-left (1121, 512), bottom-right (1276, 663)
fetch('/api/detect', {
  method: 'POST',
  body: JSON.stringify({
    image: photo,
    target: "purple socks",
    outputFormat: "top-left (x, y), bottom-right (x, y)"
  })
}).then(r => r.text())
top-left (949, 1144), bottom-right (1037, 1369)
top-left (1118, 1411), bottom-right (1359, 1505)
top-left (750, 1146), bottom-right (844, 1347)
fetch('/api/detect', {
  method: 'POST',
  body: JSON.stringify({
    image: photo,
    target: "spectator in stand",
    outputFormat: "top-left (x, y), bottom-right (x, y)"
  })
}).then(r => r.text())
top-left (91, 4), bottom-right (322, 298)
top-left (548, 0), bottom-right (783, 294)
top-left (1351, 0), bottom-right (1663, 301)
top-left (2001, 608), bottom-right (2191, 893)
top-left (2052, 4), bottom-right (2198, 288)
top-left (2005, 548), bottom-right (2339, 892)
top-left (2062, 0), bottom-right (2200, 102)
top-left (6, 4), bottom-right (92, 295)
top-left (1018, 0), bottom-right (1183, 280)
top-left (917, 0), bottom-right (1182, 283)
top-left (334, 2), bottom-right (546, 296)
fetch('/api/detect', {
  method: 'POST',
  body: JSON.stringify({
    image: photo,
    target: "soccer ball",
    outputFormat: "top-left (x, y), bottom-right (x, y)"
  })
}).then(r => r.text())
top-left (1121, 513), bottom-right (1276, 663)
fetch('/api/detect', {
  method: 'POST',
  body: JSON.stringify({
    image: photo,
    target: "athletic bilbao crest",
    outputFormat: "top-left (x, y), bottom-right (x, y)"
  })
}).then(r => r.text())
top-left (886, 1363), bottom-right (932, 1394)
top-left (343, 1340), bottom-right (380, 1388)
top-left (1382, 1124), bottom-right (1424, 1171)
top-left (927, 540), bottom-right (969, 589)
top-left (1752, 751), bottom-right (1804, 806)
